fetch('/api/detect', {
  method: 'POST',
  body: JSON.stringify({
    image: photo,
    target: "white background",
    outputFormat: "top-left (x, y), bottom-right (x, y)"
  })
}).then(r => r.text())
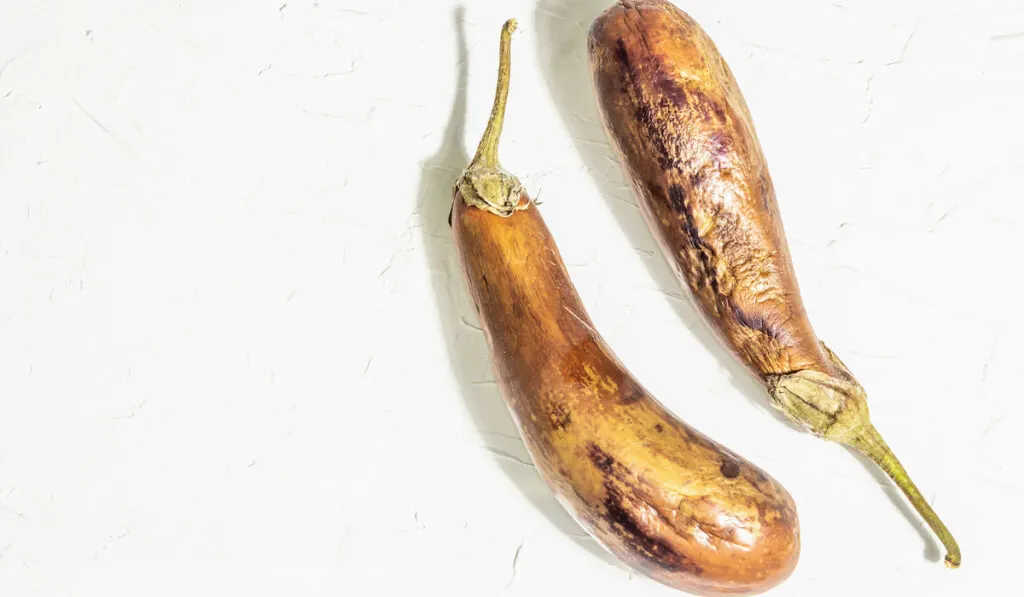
top-left (1, 1), bottom-right (1022, 595)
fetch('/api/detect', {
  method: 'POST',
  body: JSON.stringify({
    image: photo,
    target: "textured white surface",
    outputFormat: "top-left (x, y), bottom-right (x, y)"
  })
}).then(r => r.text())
top-left (1, 0), bottom-right (1022, 595)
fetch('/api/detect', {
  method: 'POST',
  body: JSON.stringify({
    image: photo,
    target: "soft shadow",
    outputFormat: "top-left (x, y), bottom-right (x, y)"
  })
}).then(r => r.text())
top-left (418, 6), bottom-right (620, 569)
top-left (843, 446), bottom-right (943, 563)
top-left (534, 0), bottom-right (782, 424)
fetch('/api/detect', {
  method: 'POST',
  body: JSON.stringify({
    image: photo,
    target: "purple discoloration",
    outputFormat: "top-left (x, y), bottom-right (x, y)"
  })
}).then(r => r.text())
top-left (730, 303), bottom-right (781, 341)
top-left (586, 443), bottom-right (703, 575)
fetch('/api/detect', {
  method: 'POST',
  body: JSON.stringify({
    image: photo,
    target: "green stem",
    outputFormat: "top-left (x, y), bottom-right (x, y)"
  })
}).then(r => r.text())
top-left (769, 347), bottom-right (961, 567)
top-left (844, 423), bottom-right (961, 568)
top-left (469, 18), bottom-right (517, 170)
top-left (454, 18), bottom-right (525, 219)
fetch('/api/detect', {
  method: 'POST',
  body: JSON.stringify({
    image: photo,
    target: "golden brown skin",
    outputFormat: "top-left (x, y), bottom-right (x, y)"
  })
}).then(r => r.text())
top-left (452, 19), bottom-right (799, 595)
top-left (589, 0), bottom-right (960, 567)
top-left (454, 191), bottom-right (799, 595)
top-left (589, 0), bottom-right (832, 380)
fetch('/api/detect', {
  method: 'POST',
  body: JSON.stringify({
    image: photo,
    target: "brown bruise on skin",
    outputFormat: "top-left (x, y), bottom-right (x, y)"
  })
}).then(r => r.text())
top-left (589, 0), bottom-right (960, 568)
top-left (589, 0), bottom-right (833, 380)
top-left (453, 191), bottom-right (799, 595)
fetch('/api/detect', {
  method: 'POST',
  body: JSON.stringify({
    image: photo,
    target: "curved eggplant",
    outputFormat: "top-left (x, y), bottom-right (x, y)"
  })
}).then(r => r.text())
top-left (452, 19), bottom-right (800, 594)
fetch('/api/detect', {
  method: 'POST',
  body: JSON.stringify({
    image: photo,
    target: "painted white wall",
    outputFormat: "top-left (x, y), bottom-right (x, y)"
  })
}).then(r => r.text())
top-left (1, 1), bottom-right (1020, 595)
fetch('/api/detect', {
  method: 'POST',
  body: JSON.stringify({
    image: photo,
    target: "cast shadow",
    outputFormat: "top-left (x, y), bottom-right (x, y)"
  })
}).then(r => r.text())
top-left (417, 6), bottom-right (620, 569)
top-left (534, 0), bottom-right (784, 425)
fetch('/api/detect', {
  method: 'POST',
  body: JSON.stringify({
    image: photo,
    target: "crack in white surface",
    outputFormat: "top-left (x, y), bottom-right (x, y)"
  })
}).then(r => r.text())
top-left (862, 74), bottom-right (876, 124)
top-left (982, 414), bottom-right (1005, 440)
top-left (926, 207), bottom-right (955, 233)
top-left (652, 287), bottom-right (687, 303)
top-left (323, 62), bottom-right (357, 77)
top-left (538, 4), bottom-right (568, 21)
top-left (503, 542), bottom-right (524, 590)
top-left (75, 101), bottom-right (144, 161)
top-left (602, 192), bottom-right (638, 208)
top-left (377, 255), bottom-right (396, 279)
top-left (330, 7), bottom-right (372, 17)
top-left (888, 15), bottom-right (921, 66)
top-left (991, 31), bottom-right (1024, 42)
top-left (484, 446), bottom-right (533, 468)
top-left (981, 334), bottom-right (999, 403)
top-left (826, 222), bottom-right (853, 248)
top-left (0, 53), bottom-right (26, 84)
top-left (301, 107), bottom-right (376, 121)
top-left (741, 41), bottom-right (867, 66)
top-left (115, 400), bottom-right (147, 420)
top-left (458, 316), bottom-right (482, 332)
top-left (480, 430), bottom-right (520, 441)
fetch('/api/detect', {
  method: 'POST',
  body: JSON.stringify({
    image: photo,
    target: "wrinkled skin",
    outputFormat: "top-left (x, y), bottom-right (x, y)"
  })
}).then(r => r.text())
top-left (453, 190), bottom-right (799, 595)
top-left (589, 0), bottom-right (838, 380)
top-left (588, 0), bottom-right (962, 569)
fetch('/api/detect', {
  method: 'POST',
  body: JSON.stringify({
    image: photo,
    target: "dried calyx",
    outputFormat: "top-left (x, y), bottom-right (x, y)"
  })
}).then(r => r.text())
top-left (768, 343), bottom-right (961, 569)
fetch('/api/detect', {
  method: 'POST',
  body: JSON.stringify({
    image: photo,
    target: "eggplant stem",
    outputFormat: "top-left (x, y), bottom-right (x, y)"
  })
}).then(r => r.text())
top-left (768, 350), bottom-right (960, 568)
top-left (844, 423), bottom-right (961, 568)
top-left (469, 18), bottom-right (517, 170)
top-left (454, 19), bottom-right (526, 218)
